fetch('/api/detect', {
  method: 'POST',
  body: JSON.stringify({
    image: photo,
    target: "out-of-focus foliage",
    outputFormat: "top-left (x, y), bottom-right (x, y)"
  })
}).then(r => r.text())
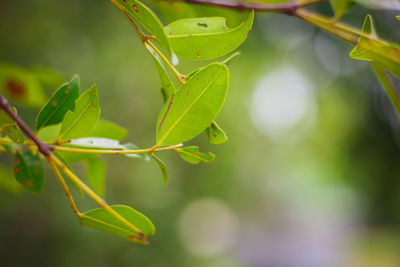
top-left (1, 0), bottom-right (400, 266)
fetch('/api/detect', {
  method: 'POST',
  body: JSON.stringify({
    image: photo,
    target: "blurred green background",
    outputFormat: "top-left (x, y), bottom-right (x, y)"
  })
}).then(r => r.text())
top-left (1, 1), bottom-right (400, 266)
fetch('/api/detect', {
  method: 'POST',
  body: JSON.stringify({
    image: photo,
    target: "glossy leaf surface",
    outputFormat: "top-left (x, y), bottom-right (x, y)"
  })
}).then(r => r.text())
top-left (79, 205), bottom-right (155, 240)
top-left (36, 75), bottom-right (80, 130)
top-left (156, 63), bottom-right (229, 146)
top-left (165, 10), bottom-right (254, 60)
top-left (114, 0), bottom-right (171, 53)
top-left (58, 85), bottom-right (100, 141)
top-left (145, 43), bottom-right (176, 101)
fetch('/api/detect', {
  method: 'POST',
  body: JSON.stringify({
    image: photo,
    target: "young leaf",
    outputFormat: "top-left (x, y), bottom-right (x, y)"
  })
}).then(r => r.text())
top-left (175, 146), bottom-right (215, 164)
top-left (36, 75), bottom-right (80, 130)
top-left (13, 149), bottom-right (44, 193)
top-left (79, 205), bottom-right (155, 241)
top-left (84, 119), bottom-right (128, 141)
top-left (66, 138), bottom-right (150, 161)
top-left (350, 15), bottom-right (400, 78)
top-left (0, 163), bottom-right (23, 194)
top-left (150, 154), bottom-right (168, 184)
top-left (0, 63), bottom-right (47, 108)
top-left (145, 43), bottom-right (176, 101)
top-left (164, 10), bottom-right (254, 60)
top-left (114, 0), bottom-right (171, 54)
top-left (0, 108), bottom-right (25, 144)
top-left (58, 85), bottom-right (100, 141)
top-left (156, 63), bottom-right (229, 146)
top-left (205, 121), bottom-right (228, 145)
top-left (122, 143), bottom-right (150, 161)
top-left (68, 137), bottom-right (124, 150)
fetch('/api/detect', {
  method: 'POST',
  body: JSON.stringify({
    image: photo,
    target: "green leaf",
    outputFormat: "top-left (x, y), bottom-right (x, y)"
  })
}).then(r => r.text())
top-left (0, 108), bottom-right (25, 144)
top-left (176, 146), bottom-right (215, 164)
top-left (0, 163), bottom-right (23, 194)
top-left (58, 85), bottom-right (100, 141)
top-left (350, 15), bottom-right (400, 78)
top-left (205, 121), bottom-right (228, 145)
top-left (79, 205), bottom-right (155, 241)
top-left (36, 124), bottom-right (60, 142)
top-left (150, 154), bottom-right (168, 184)
top-left (156, 62), bottom-right (229, 146)
top-left (372, 63), bottom-right (400, 119)
top-left (39, 119), bottom-right (128, 143)
top-left (60, 152), bottom-right (106, 197)
top-left (86, 156), bottom-right (106, 197)
top-left (84, 119), bottom-right (128, 141)
top-left (36, 75), bottom-right (80, 130)
top-left (66, 138), bottom-right (150, 160)
top-left (114, 0), bottom-right (171, 54)
top-left (68, 137), bottom-right (124, 149)
top-left (164, 10), bottom-right (254, 60)
top-left (13, 149), bottom-right (44, 193)
top-left (122, 143), bottom-right (150, 161)
top-left (145, 43), bottom-right (176, 101)
top-left (329, 0), bottom-right (353, 18)
top-left (0, 63), bottom-right (47, 108)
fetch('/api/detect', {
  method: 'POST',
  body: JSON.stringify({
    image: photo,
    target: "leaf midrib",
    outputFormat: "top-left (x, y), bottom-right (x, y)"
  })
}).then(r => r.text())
top-left (38, 84), bottom-right (74, 129)
top-left (59, 93), bottom-right (94, 140)
top-left (157, 65), bottom-right (224, 145)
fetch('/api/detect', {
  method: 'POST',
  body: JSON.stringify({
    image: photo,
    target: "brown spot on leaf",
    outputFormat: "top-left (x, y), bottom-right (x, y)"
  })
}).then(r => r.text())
top-left (34, 168), bottom-right (40, 174)
top-left (187, 91), bottom-right (189, 97)
top-left (132, 4), bottom-right (138, 12)
top-left (91, 104), bottom-right (95, 110)
top-left (195, 52), bottom-right (200, 57)
top-left (6, 78), bottom-right (26, 99)
top-left (213, 134), bottom-right (217, 138)
top-left (52, 100), bottom-right (58, 107)
top-left (26, 181), bottom-right (32, 186)
top-left (13, 168), bottom-right (19, 174)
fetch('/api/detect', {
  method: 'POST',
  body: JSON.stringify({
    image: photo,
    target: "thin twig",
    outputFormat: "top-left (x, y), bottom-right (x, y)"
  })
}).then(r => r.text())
top-left (0, 94), bottom-right (54, 156)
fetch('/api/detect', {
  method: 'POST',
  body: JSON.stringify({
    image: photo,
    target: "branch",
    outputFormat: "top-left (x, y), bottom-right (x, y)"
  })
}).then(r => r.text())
top-left (0, 94), bottom-right (54, 156)
top-left (172, 0), bottom-right (298, 14)
top-left (163, 0), bottom-right (323, 14)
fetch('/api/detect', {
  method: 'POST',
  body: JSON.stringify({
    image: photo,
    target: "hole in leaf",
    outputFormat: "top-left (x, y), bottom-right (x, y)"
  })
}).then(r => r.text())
top-left (197, 23), bottom-right (208, 28)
